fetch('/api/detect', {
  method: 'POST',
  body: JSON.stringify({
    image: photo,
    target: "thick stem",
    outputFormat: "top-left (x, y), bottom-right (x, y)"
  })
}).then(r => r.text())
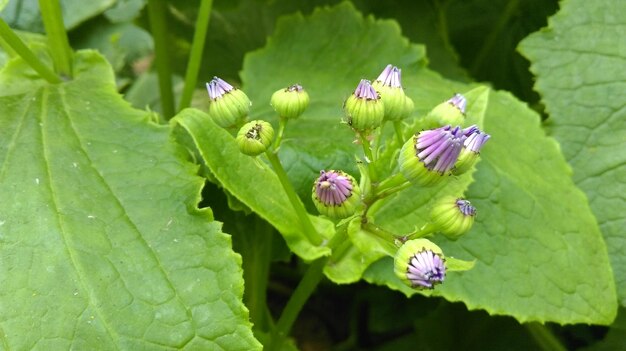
top-left (178, 0), bottom-right (213, 111)
top-left (38, 0), bottom-right (72, 77)
top-left (147, 0), bottom-right (175, 119)
top-left (266, 225), bottom-right (348, 350)
top-left (0, 18), bottom-right (61, 83)
top-left (265, 151), bottom-right (322, 245)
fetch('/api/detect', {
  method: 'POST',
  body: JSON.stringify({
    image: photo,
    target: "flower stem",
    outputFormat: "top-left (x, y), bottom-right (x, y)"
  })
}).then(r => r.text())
top-left (362, 222), bottom-right (402, 253)
top-left (403, 223), bottom-right (436, 241)
top-left (393, 121), bottom-right (404, 144)
top-left (147, 0), bottom-right (175, 119)
top-left (525, 322), bottom-right (567, 351)
top-left (0, 18), bottom-right (61, 83)
top-left (264, 151), bottom-right (322, 245)
top-left (266, 225), bottom-right (348, 350)
top-left (38, 0), bottom-right (72, 78)
top-left (358, 132), bottom-right (378, 183)
top-left (178, 0), bottom-right (213, 111)
top-left (273, 118), bottom-right (288, 150)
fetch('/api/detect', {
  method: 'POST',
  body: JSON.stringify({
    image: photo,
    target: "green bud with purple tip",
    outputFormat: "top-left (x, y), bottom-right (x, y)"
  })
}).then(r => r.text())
top-left (206, 76), bottom-right (251, 128)
top-left (236, 120), bottom-right (274, 156)
top-left (372, 64), bottom-right (412, 121)
top-left (431, 196), bottom-right (476, 239)
top-left (271, 84), bottom-right (310, 119)
top-left (344, 79), bottom-right (384, 132)
top-left (426, 93), bottom-right (467, 127)
top-left (453, 125), bottom-right (491, 175)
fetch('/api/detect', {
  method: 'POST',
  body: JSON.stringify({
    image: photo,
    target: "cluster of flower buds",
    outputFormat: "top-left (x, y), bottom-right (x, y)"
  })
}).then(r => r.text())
top-left (394, 239), bottom-right (446, 289)
top-left (312, 170), bottom-right (361, 219)
top-left (206, 77), bottom-right (251, 128)
top-left (271, 84), bottom-right (310, 119)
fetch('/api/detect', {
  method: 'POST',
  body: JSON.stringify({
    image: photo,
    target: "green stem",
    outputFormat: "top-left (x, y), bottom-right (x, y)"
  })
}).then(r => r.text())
top-left (38, 0), bottom-right (72, 77)
top-left (147, 0), bottom-right (175, 119)
top-left (375, 173), bottom-right (410, 196)
top-left (0, 18), bottom-right (61, 83)
top-left (273, 118), bottom-right (287, 150)
top-left (362, 222), bottom-right (402, 252)
top-left (403, 223), bottom-right (436, 241)
top-left (393, 121), bottom-right (404, 144)
top-left (265, 151), bottom-right (322, 245)
top-left (358, 132), bottom-right (379, 183)
top-left (178, 0), bottom-right (213, 111)
top-left (266, 226), bottom-right (348, 350)
top-left (525, 323), bottom-right (567, 351)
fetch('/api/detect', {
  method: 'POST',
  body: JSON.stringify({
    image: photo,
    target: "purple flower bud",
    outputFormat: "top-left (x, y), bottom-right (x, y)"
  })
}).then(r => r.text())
top-left (206, 76), bottom-right (234, 100)
top-left (375, 64), bottom-right (403, 89)
top-left (462, 125), bottom-right (490, 153)
top-left (447, 93), bottom-right (467, 115)
top-left (431, 196), bottom-right (476, 239)
top-left (394, 239), bottom-right (446, 290)
top-left (312, 170), bottom-right (361, 219)
top-left (415, 125), bottom-right (466, 173)
top-left (353, 79), bottom-right (379, 100)
top-left (456, 199), bottom-right (477, 216)
top-left (407, 250), bottom-right (446, 288)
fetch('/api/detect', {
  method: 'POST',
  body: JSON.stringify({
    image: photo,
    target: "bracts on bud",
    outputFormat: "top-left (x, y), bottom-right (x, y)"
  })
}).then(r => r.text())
top-left (372, 64), bottom-right (413, 121)
top-left (271, 84), bottom-right (310, 119)
top-left (236, 120), bottom-right (274, 156)
top-left (344, 79), bottom-right (384, 132)
top-left (431, 196), bottom-right (476, 239)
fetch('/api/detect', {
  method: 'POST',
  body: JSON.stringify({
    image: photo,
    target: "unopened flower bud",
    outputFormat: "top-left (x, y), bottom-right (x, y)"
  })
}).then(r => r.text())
top-left (270, 84), bottom-right (310, 119)
top-left (427, 93), bottom-right (467, 127)
top-left (399, 125), bottom-right (466, 186)
top-left (453, 125), bottom-right (491, 175)
top-left (236, 120), bottom-right (274, 156)
top-left (431, 196), bottom-right (476, 239)
top-left (344, 79), bottom-right (384, 132)
top-left (206, 77), bottom-right (251, 128)
top-left (372, 64), bottom-right (410, 121)
top-left (394, 239), bottom-right (446, 289)
top-left (312, 170), bottom-right (361, 219)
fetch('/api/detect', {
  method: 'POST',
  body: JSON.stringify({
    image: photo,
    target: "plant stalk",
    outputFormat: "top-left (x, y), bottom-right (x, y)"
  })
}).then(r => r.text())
top-left (265, 151), bottom-right (322, 245)
top-left (147, 0), bottom-right (175, 119)
top-left (0, 18), bottom-right (61, 83)
top-left (525, 322), bottom-right (567, 351)
top-left (38, 0), bottom-right (72, 78)
top-left (178, 0), bottom-right (213, 111)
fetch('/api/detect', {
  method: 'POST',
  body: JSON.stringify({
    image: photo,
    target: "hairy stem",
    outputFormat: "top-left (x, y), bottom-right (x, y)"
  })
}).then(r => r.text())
top-left (178, 0), bottom-right (213, 111)
top-left (147, 0), bottom-right (175, 119)
top-left (0, 18), bottom-right (61, 83)
top-left (265, 151), bottom-right (322, 245)
top-left (38, 0), bottom-right (72, 77)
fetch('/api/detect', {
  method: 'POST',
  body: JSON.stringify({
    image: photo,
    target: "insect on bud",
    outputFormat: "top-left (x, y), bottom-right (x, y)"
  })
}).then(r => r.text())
top-left (431, 196), bottom-right (476, 239)
top-left (236, 120), bottom-right (274, 156)
top-left (270, 84), bottom-right (310, 119)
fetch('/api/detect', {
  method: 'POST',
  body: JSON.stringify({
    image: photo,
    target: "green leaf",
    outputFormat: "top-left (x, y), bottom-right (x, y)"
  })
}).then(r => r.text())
top-left (0, 50), bottom-right (260, 349)
top-left (519, 0), bottom-right (626, 307)
top-left (240, 2), bottom-right (617, 324)
top-left (172, 108), bottom-right (334, 261)
top-left (1, 0), bottom-right (115, 32)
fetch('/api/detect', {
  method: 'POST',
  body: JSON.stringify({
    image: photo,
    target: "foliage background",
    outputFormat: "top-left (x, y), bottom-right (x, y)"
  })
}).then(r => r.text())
top-left (1, 0), bottom-right (624, 350)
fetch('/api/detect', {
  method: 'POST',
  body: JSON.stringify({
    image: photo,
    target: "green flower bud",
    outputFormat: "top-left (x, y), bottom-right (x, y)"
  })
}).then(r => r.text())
top-left (312, 170), bottom-right (361, 219)
top-left (270, 84), bottom-right (310, 119)
top-left (399, 126), bottom-right (465, 186)
top-left (426, 93), bottom-right (467, 127)
top-left (372, 64), bottom-right (411, 121)
top-left (206, 77), bottom-right (251, 128)
top-left (431, 196), bottom-right (476, 239)
top-left (394, 238), bottom-right (446, 289)
top-left (236, 120), bottom-right (274, 156)
top-left (344, 79), bottom-right (384, 132)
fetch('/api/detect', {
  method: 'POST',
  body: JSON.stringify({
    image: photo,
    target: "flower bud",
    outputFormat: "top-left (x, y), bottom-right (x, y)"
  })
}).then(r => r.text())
top-left (394, 238), bottom-right (446, 289)
top-left (312, 170), bottom-right (361, 219)
top-left (344, 79), bottom-right (384, 132)
top-left (431, 196), bottom-right (476, 239)
top-left (236, 120), bottom-right (274, 156)
top-left (427, 93), bottom-right (467, 127)
top-left (206, 76), bottom-right (251, 128)
top-left (372, 65), bottom-right (411, 121)
top-left (453, 125), bottom-right (491, 175)
top-left (270, 84), bottom-right (310, 119)
top-left (399, 125), bottom-right (466, 186)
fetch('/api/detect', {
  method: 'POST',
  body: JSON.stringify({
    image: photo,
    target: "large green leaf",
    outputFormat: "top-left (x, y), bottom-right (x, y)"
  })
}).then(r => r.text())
top-left (0, 51), bottom-right (259, 349)
top-left (519, 0), bottom-right (626, 307)
top-left (0, 0), bottom-right (115, 32)
top-left (240, 3), bottom-right (617, 324)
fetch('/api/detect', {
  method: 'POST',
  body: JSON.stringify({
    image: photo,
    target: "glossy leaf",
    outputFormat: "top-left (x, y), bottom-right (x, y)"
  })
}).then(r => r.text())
top-left (0, 50), bottom-right (260, 349)
top-left (519, 0), bottom-right (626, 307)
